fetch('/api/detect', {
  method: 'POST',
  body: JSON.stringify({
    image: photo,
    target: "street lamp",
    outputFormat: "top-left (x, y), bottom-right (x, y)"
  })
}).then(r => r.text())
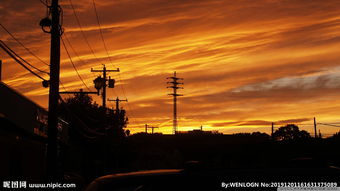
top-left (39, 17), bottom-right (52, 33)
top-left (93, 76), bottom-right (105, 94)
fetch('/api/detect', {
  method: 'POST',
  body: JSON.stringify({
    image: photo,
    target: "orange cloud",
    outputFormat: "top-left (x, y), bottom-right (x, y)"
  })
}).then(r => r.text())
top-left (2, 0), bottom-right (340, 135)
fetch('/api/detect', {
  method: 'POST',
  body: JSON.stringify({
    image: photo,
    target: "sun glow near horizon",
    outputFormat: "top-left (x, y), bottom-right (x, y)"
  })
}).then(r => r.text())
top-left (1, 0), bottom-right (340, 136)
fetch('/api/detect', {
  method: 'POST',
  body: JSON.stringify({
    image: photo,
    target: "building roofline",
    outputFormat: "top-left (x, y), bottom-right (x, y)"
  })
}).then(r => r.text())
top-left (0, 82), bottom-right (47, 112)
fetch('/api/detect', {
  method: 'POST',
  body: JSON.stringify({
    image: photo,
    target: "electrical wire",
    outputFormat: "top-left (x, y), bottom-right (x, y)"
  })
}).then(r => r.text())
top-left (92, 0), bottom-right (113, 65)
top-left (61, 36), bottom-right (91, 91)
top-left (59, 80), bottom-right (68, 92)
top-left (117, 74), bottom-right (136, 117)
top-left (0, 37), bottom-right (67, 95)
top-left (82, 0), bottom-right (137, 128)
top-left (0, 40), bottom-right (49, 75)
top-left (0, 23), bottom-right (49, 66)
top-left (320, 122), bottom-right (340, 124)
top-left (39, 0), bottom-right (50, 7)
top-left (63, 32), bottom-right (96, 83)
top-left (0, 41), bottom-right (46, 81)
top-left (69, 0), bottom-right (127, 113)
top-left (91, 0), bottom-right (136, 117)
top-left (68, 0), bottom-right (104, 65)
top-left (91, 1), bottom-right (132, 113)
top-left (0, 38), bottom-right (68, 97)
top-left (317, 123), bottom-right (340, 128)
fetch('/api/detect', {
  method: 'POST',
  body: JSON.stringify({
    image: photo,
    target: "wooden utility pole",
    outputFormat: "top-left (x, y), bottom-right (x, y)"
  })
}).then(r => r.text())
top-left (46, 0), bottom-right (61, 180)
top-left (144, 124), bottom-right (158, 134)
top-left (108, 97), bottom-right (127, 112)
top-left (318, 129), bottom-right (322, 139)
top-left (91, 65), bottom-right (119, 108)
top-left (271, 122), bottom-right (274, 138)
top-left (314, 117), bottom-right (317, 138)
top-left (149, 126), bottom-right (158, 134)
top-left (167, 71), bottom-right (183, 134)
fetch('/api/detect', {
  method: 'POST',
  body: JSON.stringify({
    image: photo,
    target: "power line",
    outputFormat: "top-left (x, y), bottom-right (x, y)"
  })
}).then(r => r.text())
top-left (69, 0), bottom-right (135, 127)
top-left (0, 38), bottom-right (67, 94)
top-left (61, 36), bottom-right (91, 91)
top-left (115, 74), bottom-right (136, 120)
top-left (59, 80), bottom-right (69, 94)
top-left (92, 0), bottom-right (113, 65)
top-left (90, 0), bottom-right (136, 124)
top-left (317, 123), bottom-right (340, 128)
top-left (63, 32), bottom-right (96, 83)
top-left (39, 0), bottom-right (50, 7)
top-left (0, 41), bottom-right (46, 81)
top-left (106, 85), bottom-right (137, 127)
top-left (0, 40), bottom-right (49, 75)
top-left (0, 37), bottom-right (66, 94)
top-left (84, 0), bottom-right (136, 127)
top-left (0, 23), bottom-right (49, 66)
top-left (91, 0), bottom-right (134, 105)
top-left (68, 0), bottom-right (104, 65)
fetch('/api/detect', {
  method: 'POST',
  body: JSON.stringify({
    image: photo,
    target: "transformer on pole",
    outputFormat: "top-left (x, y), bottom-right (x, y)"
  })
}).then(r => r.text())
top-left (91, 65), bottom-right (119, 108)
top-left (167, 71), bottom-right (183, 134)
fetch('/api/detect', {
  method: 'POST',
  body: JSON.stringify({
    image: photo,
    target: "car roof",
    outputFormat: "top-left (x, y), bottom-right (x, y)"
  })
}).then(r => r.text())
top-left (95, 169), bottom-right (182, 182)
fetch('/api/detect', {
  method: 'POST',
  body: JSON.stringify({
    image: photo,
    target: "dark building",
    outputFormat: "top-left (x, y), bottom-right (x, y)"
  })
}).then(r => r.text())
top-left (0, 82), bottom-right (68, 180)
top-left (0, 82), bottom-right (48, 137)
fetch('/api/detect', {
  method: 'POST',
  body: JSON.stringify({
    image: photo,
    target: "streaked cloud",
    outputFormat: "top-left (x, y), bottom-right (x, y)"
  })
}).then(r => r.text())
top-left (1, 0), bottom-right (340, 135)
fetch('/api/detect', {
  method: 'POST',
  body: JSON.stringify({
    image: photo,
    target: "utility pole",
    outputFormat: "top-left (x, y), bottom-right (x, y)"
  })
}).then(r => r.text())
top-left (108, 97), bottom-right (128, 112)
top-left (271, 122), bottom-right (274, 138)
top-left (318, 129), bottom-right (322, 139)
top-left (148, 126), bottom-right (158, 134)
top-left (91, 65), bottom-right (119, 108)
top-left (144, 124), bottom-right (158, 134)
top-left (46, 0), bottom-right (61, 180)
top-left (313, 117), bottom-right (317, 138)
top-left (167, 71), bottom-right (183, 134)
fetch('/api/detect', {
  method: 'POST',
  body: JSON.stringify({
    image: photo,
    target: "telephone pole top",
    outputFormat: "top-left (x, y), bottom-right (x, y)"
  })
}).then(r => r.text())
top-left (108, 97), bottom-right (128, 113)
top-left (144, 124), bottom-right (158, 134)
top-left (167, 71), bottom-right (183, 134)
top-left (149, 126), bottom-right (158, 134)
top-left (91, 65), bottom-right (119, 108)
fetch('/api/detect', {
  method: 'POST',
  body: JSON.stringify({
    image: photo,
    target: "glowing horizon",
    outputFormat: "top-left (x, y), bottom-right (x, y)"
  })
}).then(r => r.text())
top-left (1, 0), bottom-right (340, 136)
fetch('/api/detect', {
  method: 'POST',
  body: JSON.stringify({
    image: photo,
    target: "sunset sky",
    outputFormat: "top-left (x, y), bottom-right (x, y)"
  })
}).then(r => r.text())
top-left (1, 0), bottom-right (340, 135)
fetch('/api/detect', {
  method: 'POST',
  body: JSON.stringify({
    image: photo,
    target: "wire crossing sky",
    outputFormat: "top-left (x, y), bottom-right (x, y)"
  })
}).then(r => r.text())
top-left (1, 0), bottom-right (340, 135)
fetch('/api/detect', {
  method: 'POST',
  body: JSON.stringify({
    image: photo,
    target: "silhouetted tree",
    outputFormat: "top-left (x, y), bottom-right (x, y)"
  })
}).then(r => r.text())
top-left (272, 124), bottom-right (311, 141)
top-left (59, 93), bottom-right (128, 140)
top-left (252, 132), bottom-right (271, 139)
top-left (331, 131), bottom-right (340, 139)
top-left (58, 93), bottom-right (129, 180)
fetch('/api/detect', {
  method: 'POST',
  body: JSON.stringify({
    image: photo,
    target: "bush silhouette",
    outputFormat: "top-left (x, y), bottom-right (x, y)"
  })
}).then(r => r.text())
top-left (273, 124), bottom-right (311, 141)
